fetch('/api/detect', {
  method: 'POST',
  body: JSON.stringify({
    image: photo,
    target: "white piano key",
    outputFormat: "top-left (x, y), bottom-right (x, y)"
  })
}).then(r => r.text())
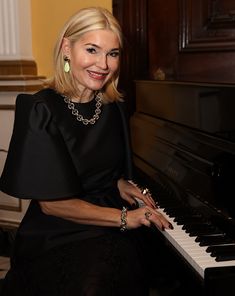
top-left (155, 207), bottom-right (235, 278)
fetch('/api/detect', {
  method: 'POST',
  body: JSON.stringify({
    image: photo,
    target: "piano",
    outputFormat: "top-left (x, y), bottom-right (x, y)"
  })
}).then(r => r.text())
top-left (130, 80), bottom-right (235, 295)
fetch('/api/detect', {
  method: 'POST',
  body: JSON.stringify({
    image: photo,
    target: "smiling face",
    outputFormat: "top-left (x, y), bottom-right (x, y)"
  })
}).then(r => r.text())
top-left (62, 29), bottom-right (120, 99)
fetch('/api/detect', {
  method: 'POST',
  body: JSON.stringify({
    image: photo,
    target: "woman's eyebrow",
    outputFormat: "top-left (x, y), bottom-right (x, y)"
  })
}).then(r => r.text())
top-left (110, 48), bottom-right (120, 51)
top-left (85, 43), bottom-right (120, 51)
top-left (85, 43), bottom-right (99, 47)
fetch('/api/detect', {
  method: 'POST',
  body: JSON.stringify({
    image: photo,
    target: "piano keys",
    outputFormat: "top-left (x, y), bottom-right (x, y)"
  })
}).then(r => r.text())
top-left (157, 208), bottom-right (235, 279)
top-left (130, 80), bottom-right (235, 295)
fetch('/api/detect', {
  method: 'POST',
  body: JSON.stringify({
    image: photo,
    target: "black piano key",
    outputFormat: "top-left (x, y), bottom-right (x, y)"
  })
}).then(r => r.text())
top-left (195, 235), bottom-right (233, 246)
top-left (183, 223), bottom-right (212, 231)
top-left (210, 249), bottom-right (233, 257)
top-left (164, 206), bottom-right (186, 214)
top-left (184, 223), bottom-right (221, 233)
top-left (157, 198), bottom-right (180, 205)
top-left (216, 253), bottom-right (235, 261)
top-left (174, 215), bottom-right (204, 225)
top-left (158, 199), bottom-right (179, 205)
top-left (165, 207), bottom-right (194, 218)
top-left (182, 222), bottom-right (224, 237)
top-left (189, 229), bottom-right (223, 237)
top-left (206, 245), bottom-right (235, 253)
top-left (158, 202), bottom-right (177, 208)
top-left (212, 249), bottom-right (235, 259)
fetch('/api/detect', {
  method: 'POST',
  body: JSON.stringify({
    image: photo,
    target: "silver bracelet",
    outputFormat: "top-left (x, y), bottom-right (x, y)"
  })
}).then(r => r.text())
top-left (120, 207), bottom-right (128, 232)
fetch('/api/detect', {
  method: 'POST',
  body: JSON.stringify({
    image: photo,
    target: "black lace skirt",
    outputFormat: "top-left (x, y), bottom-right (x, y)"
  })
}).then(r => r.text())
top-left (2, 231), bottom-right (149, 296)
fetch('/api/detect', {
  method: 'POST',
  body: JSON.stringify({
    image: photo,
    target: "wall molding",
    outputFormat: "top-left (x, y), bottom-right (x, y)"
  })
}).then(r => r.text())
top-left (179, 0), bottom-right (235, 52)
top-left (0, 60), bottom-right (37, 75)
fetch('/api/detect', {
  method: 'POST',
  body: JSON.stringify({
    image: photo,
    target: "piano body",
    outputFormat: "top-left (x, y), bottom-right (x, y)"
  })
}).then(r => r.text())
top-left (130, 80), bottom-right (235, 295)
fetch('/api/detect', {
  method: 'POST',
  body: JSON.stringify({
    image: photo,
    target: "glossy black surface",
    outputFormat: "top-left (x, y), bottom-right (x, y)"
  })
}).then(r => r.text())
top-left (131, 81), bottom-right (235, 294)
top-left (131, 81), bottom-right (235, 220)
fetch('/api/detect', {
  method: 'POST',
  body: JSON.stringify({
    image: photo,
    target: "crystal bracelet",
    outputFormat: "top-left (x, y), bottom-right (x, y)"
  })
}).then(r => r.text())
top-left (120, 207), bottom-right (128, 232)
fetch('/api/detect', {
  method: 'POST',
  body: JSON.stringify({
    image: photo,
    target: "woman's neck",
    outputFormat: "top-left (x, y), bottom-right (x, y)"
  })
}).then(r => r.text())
top-left (71, 89), bottom-right (95, 103)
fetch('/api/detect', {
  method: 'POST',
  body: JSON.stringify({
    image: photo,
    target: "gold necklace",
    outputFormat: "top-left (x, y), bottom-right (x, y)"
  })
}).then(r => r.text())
top-left (63, 93), bottom-right (102, 125)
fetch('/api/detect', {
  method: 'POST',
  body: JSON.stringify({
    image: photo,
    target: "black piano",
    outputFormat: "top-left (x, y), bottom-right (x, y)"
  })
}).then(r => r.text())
top-left (130, 80), bottom-right (235, 296)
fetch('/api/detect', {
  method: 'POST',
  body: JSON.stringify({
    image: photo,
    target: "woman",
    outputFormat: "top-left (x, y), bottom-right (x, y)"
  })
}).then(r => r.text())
top-left (0, 7), bottom-right (172, 296)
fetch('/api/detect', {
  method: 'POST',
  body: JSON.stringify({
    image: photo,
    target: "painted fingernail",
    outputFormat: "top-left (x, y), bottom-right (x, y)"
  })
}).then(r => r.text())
top-left (132, 202), bottom-right (138, 209)
top-left (169, 223), bottom-right (174, 230)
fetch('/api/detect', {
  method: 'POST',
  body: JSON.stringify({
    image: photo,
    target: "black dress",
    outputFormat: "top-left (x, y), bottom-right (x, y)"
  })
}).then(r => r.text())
top-left (0, 89), bottom-right (149, 296)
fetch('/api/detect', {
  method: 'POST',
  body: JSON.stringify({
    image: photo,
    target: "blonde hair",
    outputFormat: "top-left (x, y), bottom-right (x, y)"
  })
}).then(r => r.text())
top-left (46, 7), bottom-right (123, 103)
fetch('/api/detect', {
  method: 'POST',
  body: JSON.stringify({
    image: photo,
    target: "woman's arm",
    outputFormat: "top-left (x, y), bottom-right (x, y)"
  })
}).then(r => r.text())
top-left (39, 196), bottom-right (173, 231)
top-left (39, 199), bottom-right (121, 227)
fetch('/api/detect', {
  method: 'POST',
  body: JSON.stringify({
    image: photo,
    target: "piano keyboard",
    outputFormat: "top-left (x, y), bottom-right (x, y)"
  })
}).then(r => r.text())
top-left (157, 207), bottom-right (235, 279)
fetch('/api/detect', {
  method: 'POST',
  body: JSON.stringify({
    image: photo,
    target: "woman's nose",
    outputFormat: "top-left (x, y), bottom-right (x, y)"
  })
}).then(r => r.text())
top-left (96, 54), bottom-right (108, 69)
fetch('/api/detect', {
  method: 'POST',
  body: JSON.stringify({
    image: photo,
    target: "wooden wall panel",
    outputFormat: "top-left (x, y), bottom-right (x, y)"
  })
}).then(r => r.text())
top-left (148, 0), bottom-right (235, 83)
top-left (148, 0), bottom-right (179, 81)
top-left (180, 0), bottom-right (235, 52)
top-left (113, 0), bottom-right (148, 114)
top-left (113, 0), bottom-right (235, 113)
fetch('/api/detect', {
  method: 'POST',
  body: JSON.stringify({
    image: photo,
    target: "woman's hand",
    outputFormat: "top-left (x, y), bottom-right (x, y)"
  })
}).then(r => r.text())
top-left (117, 178), bottom-right (173, 231)
top-left (117, 178), bottom-right (156, 209)
top-left (126, 206), bottom-right (174, 231)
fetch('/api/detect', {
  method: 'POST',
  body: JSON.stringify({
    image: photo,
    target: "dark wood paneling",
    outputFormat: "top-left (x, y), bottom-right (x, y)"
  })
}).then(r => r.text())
top-left (113, 0), bottom-right (235, 111)
top-left (148, 0), bottom-right (179, 81)
top-left (180, 0), bottom-right (235, 52)
top-left (177, 51), bottom-right (235, 83)
top-left (148, 0), bottom-right (235, 83)
top-left (113, 0), bottom-right (148, 114)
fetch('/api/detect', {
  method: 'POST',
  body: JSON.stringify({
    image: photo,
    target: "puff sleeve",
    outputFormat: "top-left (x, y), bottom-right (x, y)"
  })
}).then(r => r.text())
top-left (0, 93), bottom-right (82, 200)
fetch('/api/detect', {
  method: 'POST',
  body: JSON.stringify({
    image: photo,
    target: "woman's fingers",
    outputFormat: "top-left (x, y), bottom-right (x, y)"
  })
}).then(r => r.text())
top-left (127, 181), bottom-right (157, 208)
top-left (132, 187), bottom-right (156, 209)
top-left (142, 193), bottom-right (157, 208)
top-left (122, 193), bottom-right (138, 207)
top-left (126, 206), bottom-right (174, 230)
top-left (143, 207), bottom-right (173, 230)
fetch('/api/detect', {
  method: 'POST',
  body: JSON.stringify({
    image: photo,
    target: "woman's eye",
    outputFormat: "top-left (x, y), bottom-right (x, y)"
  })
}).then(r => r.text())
top-left (109, 51), bottom-right (119, 58)
top-left (86, 47), bottom-right (96, 54)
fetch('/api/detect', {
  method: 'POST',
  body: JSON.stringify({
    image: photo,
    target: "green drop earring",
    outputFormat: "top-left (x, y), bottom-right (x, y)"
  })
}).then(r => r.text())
top-left (64, 56), bottom-right (70, 73)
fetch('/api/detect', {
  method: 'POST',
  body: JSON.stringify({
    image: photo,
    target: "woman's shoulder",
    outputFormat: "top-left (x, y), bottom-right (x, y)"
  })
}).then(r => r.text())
top-left (15, 88), bottom-right (59, 131)
top-left (16, 88), bottom-right (57, 107)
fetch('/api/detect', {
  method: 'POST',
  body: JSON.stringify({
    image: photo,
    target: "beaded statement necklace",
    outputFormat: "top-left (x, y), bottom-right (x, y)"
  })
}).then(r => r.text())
top-left (63, 92), bottom-right (102, 125)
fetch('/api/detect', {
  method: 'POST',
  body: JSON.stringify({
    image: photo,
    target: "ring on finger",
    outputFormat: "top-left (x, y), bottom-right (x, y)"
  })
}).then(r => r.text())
top-left (145, 211), bottom-right (152, 220)
top-left (142, 187), bottom-right (150, 195)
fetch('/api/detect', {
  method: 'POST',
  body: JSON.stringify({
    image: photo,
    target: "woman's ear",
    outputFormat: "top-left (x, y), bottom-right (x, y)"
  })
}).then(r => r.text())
top-left (61, 37), bottom-right (71, 57)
